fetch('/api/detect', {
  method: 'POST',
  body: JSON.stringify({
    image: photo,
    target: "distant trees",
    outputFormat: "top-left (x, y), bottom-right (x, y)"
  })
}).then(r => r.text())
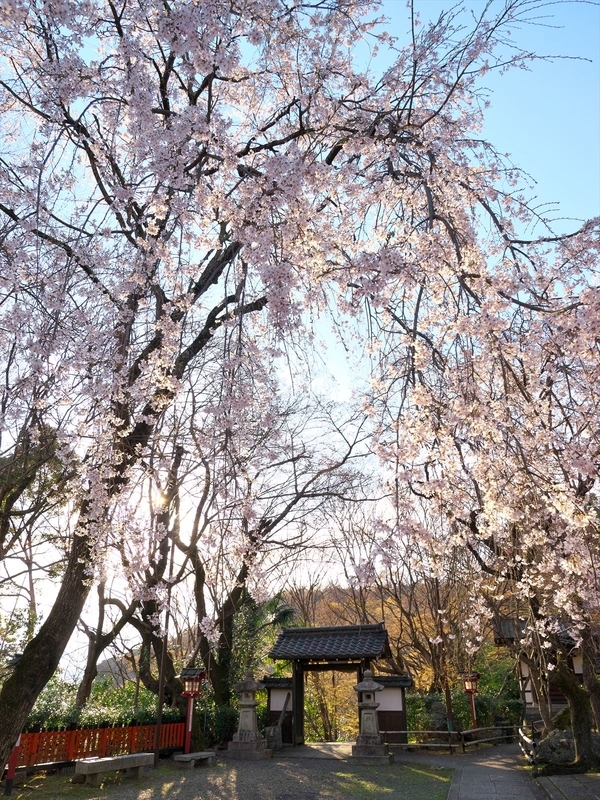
top-left (73, 364), bottom-right (370, 711)
top-left (327, 505), bottom-right (474, 688)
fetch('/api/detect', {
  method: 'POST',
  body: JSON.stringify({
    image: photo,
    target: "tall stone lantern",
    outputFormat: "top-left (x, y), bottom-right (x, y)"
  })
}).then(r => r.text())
top-left (352, 670), bottom-right (393, 765)
top-left (226, 670), bottom-right (272, 760)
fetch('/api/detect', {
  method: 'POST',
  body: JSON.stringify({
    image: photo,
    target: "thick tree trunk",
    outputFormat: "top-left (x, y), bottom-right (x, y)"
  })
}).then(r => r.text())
top-left (0, 405), bottom-right (161, 766)
top-left (194, 552), bottom-right (251, 707)
top-left (568, 685), bottom-right (594, 769)
top-left (76, 583), bottom-right (107, 709)
top-left (209, 656), bottom-right (231, 708)
top-left (133, 611), bottom-right (183, 712)
top-left (76, 589), bottom-right (139, 708)
top-left (554, 657), bottom-right (596, 771)
top-left (580, 632), bottom-right (600, 732)
top-left (0, 530), bottom-right (91, 768)
top-left (583, 670), bottom-right (600, 733)
top-left (76, 659), bottom-right (99, 710)
top-left (521, 652), bottom-right (554, 734)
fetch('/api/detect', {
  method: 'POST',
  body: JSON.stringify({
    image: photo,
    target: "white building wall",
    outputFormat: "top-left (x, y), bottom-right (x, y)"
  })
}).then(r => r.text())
top-left (376, 687), bottom-right (403, 712)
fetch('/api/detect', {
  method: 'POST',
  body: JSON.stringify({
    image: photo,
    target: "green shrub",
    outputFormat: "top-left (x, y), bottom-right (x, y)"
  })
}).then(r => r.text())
top-left (192, 696), bottom-right (239, 747)
top-left (405, 692), bottom-right (431, 732)
top-left (26, 676), bottom-right (79, 729)
top-left (474, 646), bottom-right (521, 699)
top-left (26, 676), bottom-right (183, 730)
top-left (78, 678), bottom-right (183, 727)
top-left (405, 688), bottom-right (523, 733)
top-left (256, 698), bottom-right (269, 732)
top-left (494, 697), bottom-right (524, 725)
top-left (213, 704), bottom-right (239, 744)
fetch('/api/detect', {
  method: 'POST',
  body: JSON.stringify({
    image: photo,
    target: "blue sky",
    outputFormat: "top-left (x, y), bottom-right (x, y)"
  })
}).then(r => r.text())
top-left (377, 0), bottom-right (600, 231)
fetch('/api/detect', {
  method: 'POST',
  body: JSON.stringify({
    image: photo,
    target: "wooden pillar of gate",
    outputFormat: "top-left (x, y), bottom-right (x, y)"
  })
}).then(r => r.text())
top-left (292, 660), bottom-right (304, 745)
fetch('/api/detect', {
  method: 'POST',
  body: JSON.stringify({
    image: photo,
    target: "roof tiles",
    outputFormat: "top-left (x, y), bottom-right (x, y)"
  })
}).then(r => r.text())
top-left (269, 623), bottom-right (390, 662)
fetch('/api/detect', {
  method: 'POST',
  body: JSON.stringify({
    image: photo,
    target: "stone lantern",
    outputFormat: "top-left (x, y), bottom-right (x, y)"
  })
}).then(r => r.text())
top-left (226, 670), bottom-right (272, 759)
top-left (352, 670), bottom-right (393, 764)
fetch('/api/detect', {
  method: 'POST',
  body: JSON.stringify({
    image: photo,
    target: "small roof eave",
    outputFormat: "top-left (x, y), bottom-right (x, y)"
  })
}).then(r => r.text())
top-left (269, 623), bottom-right (391, 663)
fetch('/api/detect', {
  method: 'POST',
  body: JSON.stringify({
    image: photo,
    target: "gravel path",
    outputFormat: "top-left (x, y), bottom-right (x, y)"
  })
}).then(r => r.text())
top-left (20, 753), bottom-right (452, 800)
top-left (18, 742), bottom-right (600, 800)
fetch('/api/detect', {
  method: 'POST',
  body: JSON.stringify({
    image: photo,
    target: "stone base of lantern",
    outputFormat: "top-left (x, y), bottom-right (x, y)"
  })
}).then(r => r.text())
top-left (352, 734), bottom-right (394, 765)
top-left (225, 732), bottom-right (272, 760)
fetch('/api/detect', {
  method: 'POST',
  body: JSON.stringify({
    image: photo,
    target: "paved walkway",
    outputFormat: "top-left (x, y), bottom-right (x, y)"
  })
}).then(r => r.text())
top-left (393, 744), bottom-right (545, 800)
top-left (537, 773), bottom-right (600, 800)
top-left (403, 745), bottom-right (600, 800)
top-left (281, 742), bottom-right (600, 800)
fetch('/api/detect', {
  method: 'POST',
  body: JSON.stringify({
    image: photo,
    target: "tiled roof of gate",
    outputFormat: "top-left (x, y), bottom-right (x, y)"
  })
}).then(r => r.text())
top-left (269, 623), bottom-right (390, 662)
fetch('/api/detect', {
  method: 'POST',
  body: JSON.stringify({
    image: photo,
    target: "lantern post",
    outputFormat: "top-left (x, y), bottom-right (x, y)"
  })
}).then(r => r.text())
top-left (179, 668), bottom-right (205, 754)
top-left (461, 672), bottom-right (481, 729)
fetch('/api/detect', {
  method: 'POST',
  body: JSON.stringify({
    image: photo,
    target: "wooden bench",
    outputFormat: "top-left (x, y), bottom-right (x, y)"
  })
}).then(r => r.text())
top-left (173, 751), bottom-right (216, 769)
top-left (74, 752), bottom-right (154, 787)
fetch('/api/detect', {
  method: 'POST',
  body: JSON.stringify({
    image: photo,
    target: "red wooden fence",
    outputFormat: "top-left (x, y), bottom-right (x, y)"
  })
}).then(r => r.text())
top-left (17, 722), bottom-right (185, 767)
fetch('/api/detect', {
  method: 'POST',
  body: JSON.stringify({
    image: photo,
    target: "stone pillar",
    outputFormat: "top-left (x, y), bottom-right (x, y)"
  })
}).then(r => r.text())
top-left (226, 670), bottom-right (272, 760)
top-left (352, 670), bottom-right (393, 765)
